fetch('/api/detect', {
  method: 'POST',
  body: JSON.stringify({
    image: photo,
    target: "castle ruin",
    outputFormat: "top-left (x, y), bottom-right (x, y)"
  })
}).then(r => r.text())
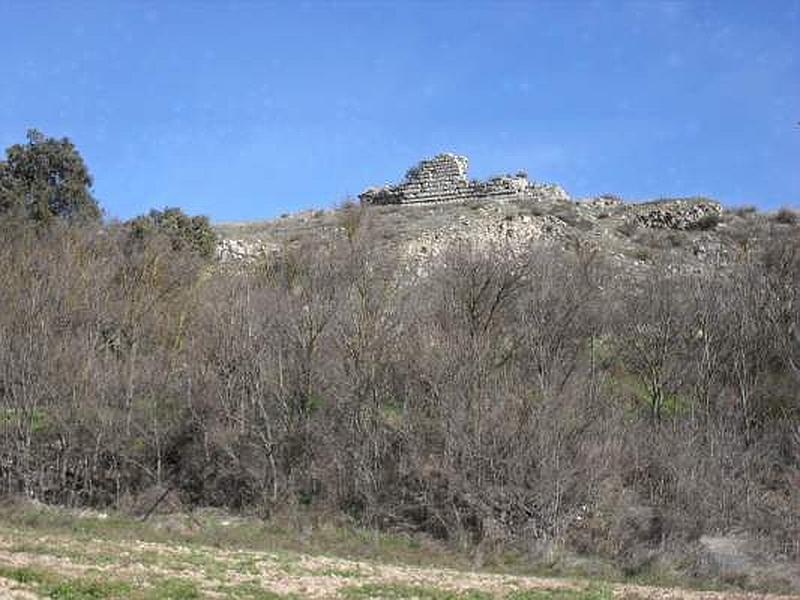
top-left (359, 153), bottom-right (569, 206)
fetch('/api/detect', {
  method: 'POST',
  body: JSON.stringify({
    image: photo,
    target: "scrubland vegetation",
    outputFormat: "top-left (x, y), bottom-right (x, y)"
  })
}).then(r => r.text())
top-left (0, 131), bottom-right (798, 596)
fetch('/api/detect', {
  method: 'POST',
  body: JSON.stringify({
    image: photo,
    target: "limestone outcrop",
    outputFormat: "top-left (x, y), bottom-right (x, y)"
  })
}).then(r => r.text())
top-left (633, 198), bottom-right (722, 230)
top-left (215, 155), bottom-right (736, 275)
top-left (359, 153), bottom-right (569, 206)
top-left (216, 238), bottom-right (279, 262)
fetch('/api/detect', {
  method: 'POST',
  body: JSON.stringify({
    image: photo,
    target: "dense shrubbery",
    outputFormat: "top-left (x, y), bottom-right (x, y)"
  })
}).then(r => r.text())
top-left (774, 206), bottom-right (798, 225)
top-left (127, 207), bottom-right (218, 258)
top-left (0, 209), bottom-right (797, 576)
top-left (0, 131), bottom-right (797, 583)
top-left (686, 212), bottom-right (720, 230)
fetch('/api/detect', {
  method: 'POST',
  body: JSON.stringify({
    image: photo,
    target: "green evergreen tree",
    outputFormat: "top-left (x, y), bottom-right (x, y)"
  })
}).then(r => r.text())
top-left (128, 207), bottom-right (217, 259)
top-left (0, 129), bottom-right (101, 223)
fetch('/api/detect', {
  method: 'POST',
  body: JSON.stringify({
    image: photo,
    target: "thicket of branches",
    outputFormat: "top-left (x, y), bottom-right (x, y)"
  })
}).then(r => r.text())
top-left (0, 205), bottom-right (797, 573)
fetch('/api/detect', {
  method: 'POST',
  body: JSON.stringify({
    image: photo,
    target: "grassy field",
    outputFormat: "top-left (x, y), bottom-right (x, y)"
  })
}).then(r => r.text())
top-left (0, 502), bottom-right (796, 600)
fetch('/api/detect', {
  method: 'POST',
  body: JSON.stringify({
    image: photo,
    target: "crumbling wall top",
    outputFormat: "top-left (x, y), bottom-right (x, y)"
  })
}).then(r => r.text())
top-left (359, 153), bottom-right (568, 205)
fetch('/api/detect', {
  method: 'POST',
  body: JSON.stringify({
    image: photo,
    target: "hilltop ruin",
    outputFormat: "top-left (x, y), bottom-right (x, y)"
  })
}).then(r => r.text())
top-left (217, 153), bottom-right (728, 266)
top-left (359, 153), bottom-right (569, 206)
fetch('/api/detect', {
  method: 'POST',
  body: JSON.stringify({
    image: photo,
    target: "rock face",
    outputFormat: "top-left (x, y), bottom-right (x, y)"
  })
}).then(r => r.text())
top-left (633, 198), bottom-right (722, 230)
top-left (359, 153), bottom-right (569, 205)
top-left (216, 238), bottom-right (279, 262)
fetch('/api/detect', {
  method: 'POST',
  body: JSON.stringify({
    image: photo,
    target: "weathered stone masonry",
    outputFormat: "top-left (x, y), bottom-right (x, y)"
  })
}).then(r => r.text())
top-left (359, 153), bottom-right (569, 205)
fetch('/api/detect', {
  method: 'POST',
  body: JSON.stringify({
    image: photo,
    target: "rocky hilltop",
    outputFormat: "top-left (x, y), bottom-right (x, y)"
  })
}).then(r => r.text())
top-left (215, 153), bottom-right (788, 270)
top-left (359, 153), bottom-right (569, 205)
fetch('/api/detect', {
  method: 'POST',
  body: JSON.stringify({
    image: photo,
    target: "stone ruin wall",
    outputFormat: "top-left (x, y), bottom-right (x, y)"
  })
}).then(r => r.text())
top-left (359, 153), bottom-right (569, 206)
top-left (397, 153), bottom-right (470, 203)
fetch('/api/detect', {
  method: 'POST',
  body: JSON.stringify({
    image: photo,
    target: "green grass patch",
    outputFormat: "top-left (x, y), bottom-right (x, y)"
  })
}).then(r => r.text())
top-left (140, 577), bottom-right (200, 600)
top-left (341, 583), bottom-right (493, 599)
top-left (8, 540), bottom-right (120, 566)
top-left (316, 567), bottom-right (363, 578)
top-left (47, 576), bottom-right (132, 599)
top-left (223, 581), bottom-right (298, 599)
top-left (341, 583), bottom-right (614, 600)
top-left (0, 564), bottom-right (54, 585)
top-left (506, 586), bottom-right (613, 600)
top-left (0, 564), bottom-right (134, 599)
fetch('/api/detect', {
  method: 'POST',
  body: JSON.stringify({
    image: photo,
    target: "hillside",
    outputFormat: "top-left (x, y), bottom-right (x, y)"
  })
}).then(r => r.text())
top-left (204, 156), bottom-right (800, 595)
top-left (213, 153), bottom-right (791, 274)
top-left (0, 150), bottom-right (798, 597)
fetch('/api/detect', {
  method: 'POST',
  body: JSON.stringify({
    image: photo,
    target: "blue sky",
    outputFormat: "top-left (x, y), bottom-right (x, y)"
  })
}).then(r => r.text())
top-left (1, 1), bottom-right (798, 221)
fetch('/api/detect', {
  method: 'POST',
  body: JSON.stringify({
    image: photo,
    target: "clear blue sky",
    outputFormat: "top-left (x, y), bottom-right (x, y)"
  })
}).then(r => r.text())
top-left (1, 1), bottom-right (798, 221)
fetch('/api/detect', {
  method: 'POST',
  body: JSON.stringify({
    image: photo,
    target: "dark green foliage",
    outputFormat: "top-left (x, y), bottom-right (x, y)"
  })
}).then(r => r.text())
top-left (773, 206), bottom-right (797, 225)
top-left (598, 193), bottom-right (622, 202)
top-left (733, 205), bottom-right (757, 217)
top-left (0, 129), bottom-right (101, 223)
top-left (686, 213), bottom-right (720, 231)
top-left (128, 207), bottom-right (217, 258)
